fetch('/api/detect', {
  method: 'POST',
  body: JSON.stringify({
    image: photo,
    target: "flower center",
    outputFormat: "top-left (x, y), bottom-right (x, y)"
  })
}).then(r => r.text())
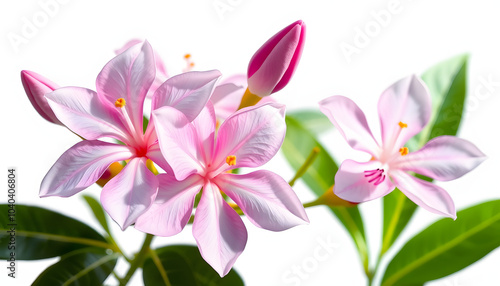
top-left (364, 168), bottom-right (386, 185)
top-left (226, 155), bottom-right (237, 166)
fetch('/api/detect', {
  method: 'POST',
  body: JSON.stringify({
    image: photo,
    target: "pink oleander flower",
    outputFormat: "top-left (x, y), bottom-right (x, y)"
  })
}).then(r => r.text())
top-left (247, 20), bottom-right (306, 97)
top-left (21, 70), bottom-right (63, 125)
top-left (135, 102), bottom-right (309, 276)
top-left (40, 41), bottom-right (221, 229)
top-left (319, 75), bottom-right (486, 219)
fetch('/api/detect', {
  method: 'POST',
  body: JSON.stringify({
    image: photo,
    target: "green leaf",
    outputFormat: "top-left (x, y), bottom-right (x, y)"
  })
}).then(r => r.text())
top-left (287, 110), bottom-right (333, 135)
top-left (143, 115), bottom-right (150, 133)
top-left (382, 55), bottom-right (469, 253)
top-left (0, 205), bottom-right (112, 260)
top-left (282, 116), bottom-right (368, 271)
top-left (82, 195), bottom-right (111, 237)
top-left (382, 200), bottom-right (500, 286)
top-left (32, 248), bottom-right (118, 286)
top-left (143, 245), bottom-right (244, 286)
top-left (407, 54), bottom-right (468, 150)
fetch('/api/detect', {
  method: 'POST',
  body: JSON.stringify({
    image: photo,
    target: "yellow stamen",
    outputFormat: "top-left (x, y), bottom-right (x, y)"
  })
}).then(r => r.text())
top-left (399, 147), bottom-right (409, 156)
top-left (398, 121), bottom-right (408, 129)
top-left (115, 98), bottom-right (126, 108)
top-left (184, 53), bottom-right (191, 59)
top-left (226, 155), bottom-right (237, 166)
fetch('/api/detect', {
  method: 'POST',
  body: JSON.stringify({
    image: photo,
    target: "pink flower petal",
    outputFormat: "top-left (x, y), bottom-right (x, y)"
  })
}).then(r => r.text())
top-left (215, 171), bottom-right (308, 231)
top-left (395, 135), bottom-right (486, 181)
top-left (145, 143), bottom-right (173, 174)
top-left (152, 70), bottom-right (221, 121)
top-left (214, 103), bottom-right (286, 170)
top-left (391, 170), bottom-right (456, 219)
top-left (319, 95), bottom-right (380, 156)
top-left (334, 159), bottom-right (395, 203)
top-left (210, 74), bottom-right (247, 105)
top-left (45, 87), bottom-right (130, 143)
top-left (135, 173), bottom-right (203, 236)
top-left (211, 74), bottom-right (247, 121)
top-left (115, 39), bottom-right (168, 79)
top-left (193, 181), bottom-right (247, 277)
top-left (21, 70), bottom-right (62, 125)
top-left (40, 140), bottom-right (133, 197)
top-left (97, 40), bottom-right (155, 132)
top-left (153, 106), bottom-right (203, 180)
top-left (101, 157), bottom-right (159, 230)
top-left (192, 103), bottom-right (217, 164)
top-left (378, 75), bottom-right (431, 149)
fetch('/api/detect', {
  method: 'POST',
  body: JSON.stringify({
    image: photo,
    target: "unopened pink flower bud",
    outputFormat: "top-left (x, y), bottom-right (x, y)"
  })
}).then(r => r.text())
top-left (21, 70), bottom-right (63, 125)
top-left (247, 20), bottom-right (305, 97)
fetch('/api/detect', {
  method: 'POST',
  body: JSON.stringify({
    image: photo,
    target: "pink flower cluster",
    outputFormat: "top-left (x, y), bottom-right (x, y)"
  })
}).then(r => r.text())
top-left (21, 19), bottom-right (485, 276)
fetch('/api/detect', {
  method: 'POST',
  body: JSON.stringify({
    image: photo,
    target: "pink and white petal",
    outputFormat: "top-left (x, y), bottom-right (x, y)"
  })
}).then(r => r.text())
top-left (193, 181), bottom-right (247, 277)
top-left (214, 103), bottom-right (286, 169)
top-left (146, 143), bottom-right (173, 174)
top-left (114, 39), bottom-right (142, 55)
top-left (135, 173), bottom-right (203, 236)
top-left (97, 40), bottom-right (155, 130)
top-left (378, 75), bottom-right (431, 148)
top-left (152, 70), bottom-right (222, 121)
top-left (101, 157), bottom-right (159, 230)
top-left (215, 171), bottom-right (308, 231)
top-left (212, 85), bottom-right (246, 121)
top-left (210, 74), bottom-right (247, 105)
top-left (46, 87), bottom-right (130, 142)
top-left (115, 39), bottom-right (168, 78)
top-left (319, 96), bottom-right (380, 156)
top-left (334, 159), bottom-right (395, 203)
top-left (391, 171), bottom-right (456, 219)
top-left (395, 136), bottom-right (486, 181)
top-left (153, 106), bottom-right (203, 180)
top-left (192, 102), bottom-right (217, 164)
top-left (40, 140), bottom-right (133, 197)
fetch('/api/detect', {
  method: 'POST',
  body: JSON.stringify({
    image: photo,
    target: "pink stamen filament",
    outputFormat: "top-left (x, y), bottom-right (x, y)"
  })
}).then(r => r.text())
top-left (364, 168), bottom-right (386, 185)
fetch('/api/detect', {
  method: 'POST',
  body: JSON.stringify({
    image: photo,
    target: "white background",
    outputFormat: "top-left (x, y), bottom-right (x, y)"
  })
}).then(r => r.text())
top-left (1, 0), bottom-right (500, 285)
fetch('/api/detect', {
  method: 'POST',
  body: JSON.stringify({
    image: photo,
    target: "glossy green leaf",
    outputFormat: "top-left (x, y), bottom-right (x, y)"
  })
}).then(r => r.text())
top-left (82, 195), bottom-right (111, 237)
top-left (32, 247), bottom-right (118, 286)
top-left (143, 245), bottom-right (244, 286)
top-left (382, 200), bottom-right (500, 286)
top-left (382, 55), bottom-right (469, 253)
top-left (282, 116), bottom-right (368, 270)
top-left (287, 110), bottom-right (333, 135)
top-left (407, 54), bottom-right (468, 150)
top-left (0, 205), bottom-right (112, 260)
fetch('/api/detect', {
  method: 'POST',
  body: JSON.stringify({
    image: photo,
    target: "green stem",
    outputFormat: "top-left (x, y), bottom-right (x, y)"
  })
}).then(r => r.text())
top-left (288, 147), bottom-right (320, 187)
top-left (120, 233), bottom-right (155, 286)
